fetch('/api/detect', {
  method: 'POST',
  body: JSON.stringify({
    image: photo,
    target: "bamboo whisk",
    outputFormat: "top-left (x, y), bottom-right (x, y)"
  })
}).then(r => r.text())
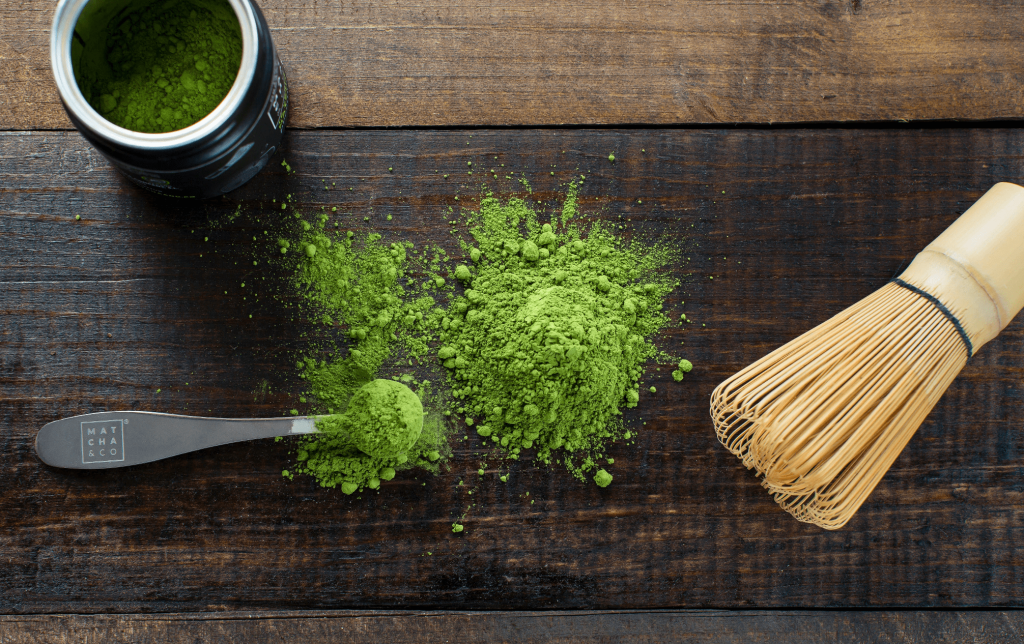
top-left (711, 183), bottom-right (1024, 530)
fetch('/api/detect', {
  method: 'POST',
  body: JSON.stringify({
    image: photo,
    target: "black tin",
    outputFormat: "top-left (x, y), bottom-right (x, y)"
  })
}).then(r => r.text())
top-left (51, 0), bottom-right (287, 198)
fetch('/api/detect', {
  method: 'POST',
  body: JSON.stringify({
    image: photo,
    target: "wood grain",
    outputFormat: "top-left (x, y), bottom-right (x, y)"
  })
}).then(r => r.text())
top-left (3, 610), bottom-right (1024, 643)
top-left (2, 128), bottom-right (1024, 613)
top-left (6, 0), bottom-right (1024, 130)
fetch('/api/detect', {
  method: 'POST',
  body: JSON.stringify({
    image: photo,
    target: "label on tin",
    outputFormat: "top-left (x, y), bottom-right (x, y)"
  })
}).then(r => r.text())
top-left (266, 59), bottom-right (288, 133)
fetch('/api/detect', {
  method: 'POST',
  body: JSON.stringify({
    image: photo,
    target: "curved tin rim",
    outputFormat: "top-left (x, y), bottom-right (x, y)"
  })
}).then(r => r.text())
top-left (50, 0), bottom-right (258, 151)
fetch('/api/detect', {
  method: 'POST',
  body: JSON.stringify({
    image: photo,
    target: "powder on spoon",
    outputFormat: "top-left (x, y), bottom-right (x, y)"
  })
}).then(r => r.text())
top-left (338, 378), bottom-right (424, 459)
top-left (74, 0), bottom-right (242, 133)
top-left (295, 379), bottom-right (429, 493)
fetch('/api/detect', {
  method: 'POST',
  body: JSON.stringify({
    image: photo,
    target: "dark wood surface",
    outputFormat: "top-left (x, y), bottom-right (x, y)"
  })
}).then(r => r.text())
top-left (2, 128), bottom-right (1024, 615)
top-left (6, 0), bottom-right (1024, 633)
top-left (3, 610), bottom-right (1024, 643)
top-left (6, 0), bottom-right (1024, 129)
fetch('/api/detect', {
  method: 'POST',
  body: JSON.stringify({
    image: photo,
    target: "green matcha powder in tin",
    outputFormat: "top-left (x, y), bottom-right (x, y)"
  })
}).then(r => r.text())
top-left (74, 0), bottom-right (242, 133)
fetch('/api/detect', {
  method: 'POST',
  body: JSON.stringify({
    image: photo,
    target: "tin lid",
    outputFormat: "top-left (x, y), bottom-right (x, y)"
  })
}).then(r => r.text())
top-left (50, 0), bottom-right (259, 151)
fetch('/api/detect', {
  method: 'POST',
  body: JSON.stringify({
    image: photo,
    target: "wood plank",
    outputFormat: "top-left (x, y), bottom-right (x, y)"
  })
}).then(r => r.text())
top-left (1, 128), bottom-right (1024, 612)
top-left (6, 1), bottom-right (1024, 130)
top-left (3, 610), bottom-right (1024, 643)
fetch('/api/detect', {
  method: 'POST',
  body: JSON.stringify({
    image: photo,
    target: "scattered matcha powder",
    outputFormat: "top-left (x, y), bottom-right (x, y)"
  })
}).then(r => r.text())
top-left (437, 182), bottom-right (682, 483)
top-left (283, 212), bottom-right (452, 493)
top-left (671, 358), bottom-right (693, 382)
top-left (266, 173), bottom-right (693, 497)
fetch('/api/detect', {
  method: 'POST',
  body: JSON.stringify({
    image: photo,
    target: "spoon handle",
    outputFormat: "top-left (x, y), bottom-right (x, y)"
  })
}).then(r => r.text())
top-left (35, 411), bottom-right (318, 469)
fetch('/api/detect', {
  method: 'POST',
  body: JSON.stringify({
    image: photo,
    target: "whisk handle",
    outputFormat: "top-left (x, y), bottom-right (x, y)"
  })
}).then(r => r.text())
top-left (898, 182), bottom-right (1024, 349)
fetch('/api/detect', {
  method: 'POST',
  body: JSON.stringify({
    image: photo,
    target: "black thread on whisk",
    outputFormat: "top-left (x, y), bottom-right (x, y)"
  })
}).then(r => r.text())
top-left (891, 278), bottom-right (974, 359)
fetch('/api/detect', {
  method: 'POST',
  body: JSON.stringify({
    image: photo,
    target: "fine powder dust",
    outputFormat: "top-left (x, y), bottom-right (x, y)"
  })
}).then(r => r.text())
top-left (294, 379), bottom-right (439, 494)
top-left (438, 183), bottom-right (681, 482)
top-left (279, 179), bottom-right (687, 491)
top-left (283, 211), bottom-right (451, 493)
top-left (341, 379), bottom-right (424, 460)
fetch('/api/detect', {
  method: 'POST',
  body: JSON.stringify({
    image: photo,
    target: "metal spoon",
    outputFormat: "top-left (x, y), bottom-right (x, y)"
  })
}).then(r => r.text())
top-left (35, 411), bottom-right (319, 469)
top-left (37, 365), bottom-right (377, 469)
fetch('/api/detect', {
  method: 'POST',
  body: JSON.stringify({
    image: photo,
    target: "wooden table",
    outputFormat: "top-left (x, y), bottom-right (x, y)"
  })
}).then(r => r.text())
top-left (3, 1), bottom-right (1024, 641)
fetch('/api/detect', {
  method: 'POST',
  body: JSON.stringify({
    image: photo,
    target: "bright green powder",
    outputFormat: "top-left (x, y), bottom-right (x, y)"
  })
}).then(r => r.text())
top-left (672, 358), bottom-right (693, 382)
top-left (289, 212), bottom-right (412, 412)
top-left (294, 379), bottom-right (435, 494)
top-left (74, 0), bottom-right (242, 133)
top-left (275, 179), bottom-right (687, 493)
top-left (285, 211), bottom-right (451, 492)
top-left (439, 183), bottom-right (681, 482)
top-left (340, 378), bottom-right (424, 459)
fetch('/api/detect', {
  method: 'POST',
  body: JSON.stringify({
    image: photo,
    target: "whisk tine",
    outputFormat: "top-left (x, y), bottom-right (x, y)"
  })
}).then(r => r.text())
top-left (712, 284), bottom-right (969, 528)
top-left (763, 292), bottom-right (953, 486)
top-left (710, 181), bottom-right (1024, 529)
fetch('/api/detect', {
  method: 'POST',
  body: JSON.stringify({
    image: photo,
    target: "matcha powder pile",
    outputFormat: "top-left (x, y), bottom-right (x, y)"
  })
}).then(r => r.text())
top-left (275, 179), bottom-right (686, 494)
top-left (440, 183), bottom-right (681, 482)
top-left (342, 379), bottom-right (424, 460)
